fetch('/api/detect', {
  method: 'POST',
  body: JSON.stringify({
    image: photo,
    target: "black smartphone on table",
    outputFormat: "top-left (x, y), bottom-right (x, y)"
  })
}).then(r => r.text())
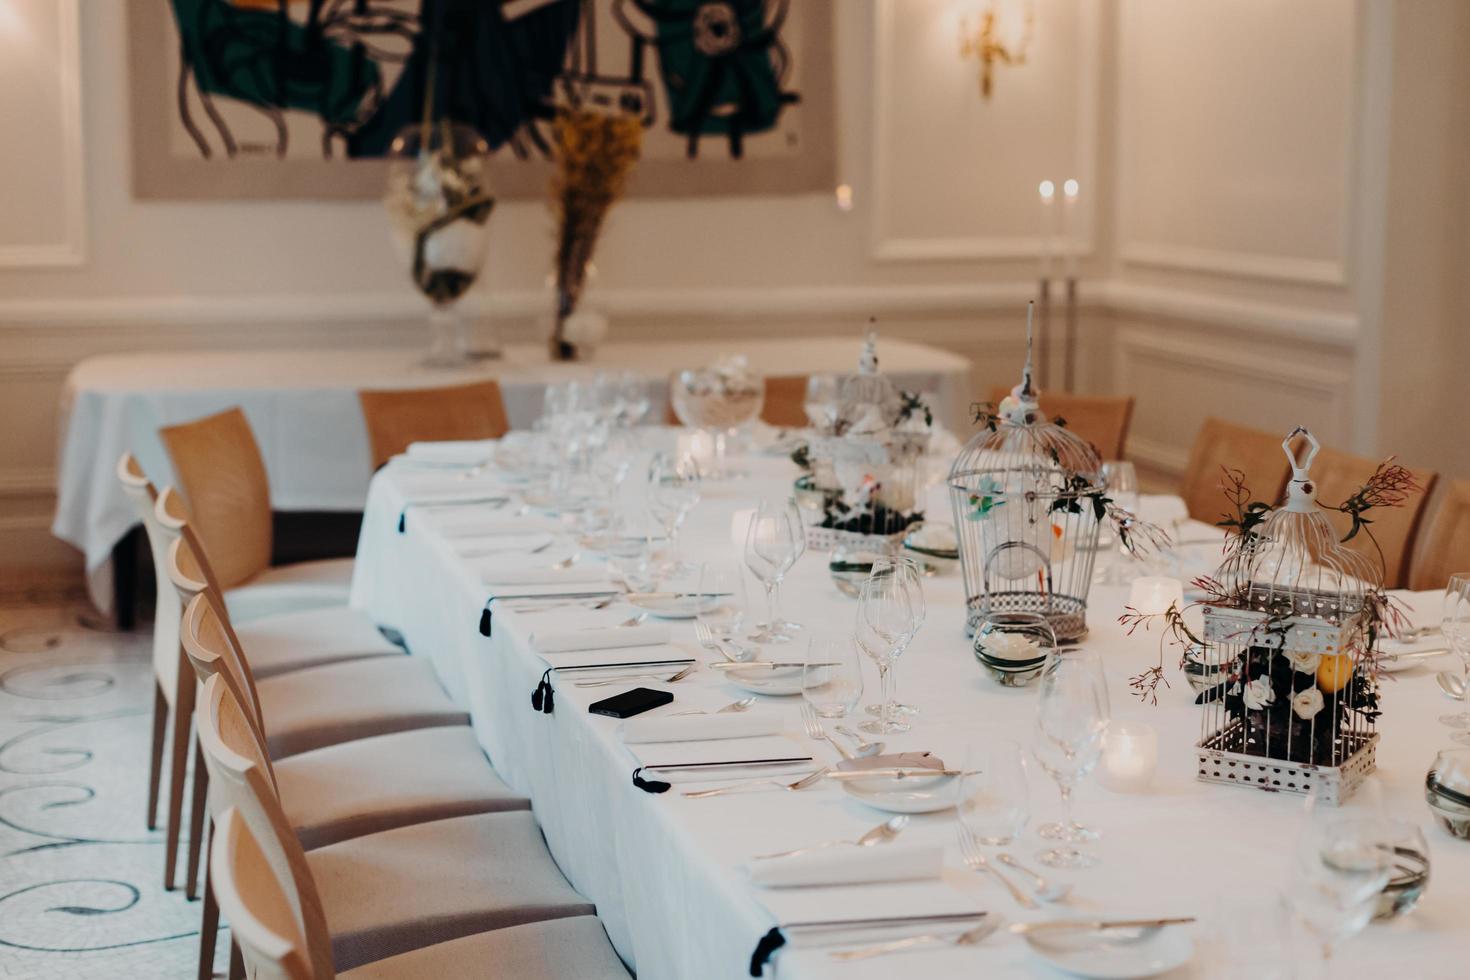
top-left (588, 687), bottom-right (674, 719)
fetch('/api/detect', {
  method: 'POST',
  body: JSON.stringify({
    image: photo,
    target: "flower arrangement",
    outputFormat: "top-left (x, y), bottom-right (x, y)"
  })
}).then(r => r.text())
top-left (549, 107), bottom-right (642, 360)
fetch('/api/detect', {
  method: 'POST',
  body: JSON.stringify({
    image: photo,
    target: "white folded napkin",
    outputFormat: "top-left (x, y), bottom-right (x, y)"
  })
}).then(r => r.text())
top-left (439, 515), bottom-right (565, 537)
top-left (531, 624), bottom-right (671, 654)
top-left (746, 843), bottom-right (944, 889)
top-left (405, 439), bottom-right (498, 464)
top-left (621, 712), bottom-right (782, 744)
top-left (479, 561), bottom-right (611, 587)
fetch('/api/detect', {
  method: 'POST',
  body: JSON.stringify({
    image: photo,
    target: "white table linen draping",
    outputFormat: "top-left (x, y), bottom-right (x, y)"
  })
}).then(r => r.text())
top-left (350, 441), bottom-right (1470, 979)
top-left (53, 339), bottom-right (970, 612)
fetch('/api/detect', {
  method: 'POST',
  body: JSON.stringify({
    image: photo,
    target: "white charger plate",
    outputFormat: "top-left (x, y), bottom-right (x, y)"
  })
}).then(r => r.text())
top-left (836, 756), bottom-right (960, 814)
top-left (719, 664), bottom-right (804, 696)
top-left (627, 594), bottom-right (723, 619)
top-left (1025, 927), bottom-right (1193, 979)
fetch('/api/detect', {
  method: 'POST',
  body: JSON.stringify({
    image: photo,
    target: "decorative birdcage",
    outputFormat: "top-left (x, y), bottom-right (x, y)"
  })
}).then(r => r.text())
top-left (947, 309), bottom-right (1105, 640)
top-left (802, 323), bottom-right (933, 552)
top-left (1195, 428), bottom-right (1380, 805)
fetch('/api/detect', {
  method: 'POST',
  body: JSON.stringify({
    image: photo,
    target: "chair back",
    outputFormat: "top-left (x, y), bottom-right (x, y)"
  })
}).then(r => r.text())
top-left (1180, 418), bottom-right (1293, 524)
top-left (210, 808), bottom-right (318, 980)
top-left (988, 387), bottom-right (1135, 461)
top-left (116, 454), bottom-right (184, 700)
top-left (1409, 479), bottom-right (1470, 591)
top-left (761, 376), bottom-right (810, 428)
top-left (159, 407), bottom-right (273, 589)
top-left (1308, 448), bottom-right (1436, 589)
top-left (179, 585), bottom-right (266, 732)
top-left (358, 381), bottom-right (510, 471)
top-left (197, 675), bottom-right (332, 979)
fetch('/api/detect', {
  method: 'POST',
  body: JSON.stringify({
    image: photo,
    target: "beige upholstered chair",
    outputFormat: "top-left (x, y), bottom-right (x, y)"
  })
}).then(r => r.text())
top-left (1180, 418), bottom-right (1294, 524)
top-left (357, 381), bottom-right (510, 471)
top-left (987, 387), bottom-right (1135, 461)
top-left (212, 807), bottom-right (627, 980)
top-left (1308, 447), bottom-right (1437, 589)
top-left (1409, 479), bottom-right (1470, 591)
top-left (158, 407), bottom-right (353, 623)
top-left (195, 673), bottom-right (603, 974)
top-left (760, 375), bottom-right (810, 428)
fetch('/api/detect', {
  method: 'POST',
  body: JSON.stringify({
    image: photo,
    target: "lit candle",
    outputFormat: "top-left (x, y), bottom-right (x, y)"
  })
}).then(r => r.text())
top-left (1099, 721), bottom-right (1158, 793)
top-left (1038, 180), bottom-right (1056, 280)
top-left (1128, 576), bottom-right (1183, 616)
top-left (1061, 178), bottom-right (1079, 279)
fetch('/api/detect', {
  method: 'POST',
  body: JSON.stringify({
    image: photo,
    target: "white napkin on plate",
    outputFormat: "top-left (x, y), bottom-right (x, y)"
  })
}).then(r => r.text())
top-left (746, 843), bottom-right (944, 889)
top-left (405, 439), bottom-right (498, 464)
top-left (621, 712), bottom-right (782, 744)
top-left (531, 624), bottom-right (671, 653)
top-left (479, 560), bottom-right (611, 587)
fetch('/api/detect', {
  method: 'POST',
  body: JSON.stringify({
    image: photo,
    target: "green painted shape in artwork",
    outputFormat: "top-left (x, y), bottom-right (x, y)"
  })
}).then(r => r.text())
top-left (168, 0), bottom-right (379, 125)
top-left (651, 0), bottom-right (785, 135)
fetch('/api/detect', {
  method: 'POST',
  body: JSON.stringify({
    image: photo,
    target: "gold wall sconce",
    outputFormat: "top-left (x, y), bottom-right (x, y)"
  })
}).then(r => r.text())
top-left (959, 0), bottom-right (1036, 99)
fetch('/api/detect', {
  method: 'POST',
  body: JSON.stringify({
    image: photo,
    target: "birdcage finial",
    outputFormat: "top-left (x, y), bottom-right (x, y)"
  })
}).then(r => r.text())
top-left (1281, 426), bottom-right (1320, 513)
top-left (858, 317), bottom-right (879, 375)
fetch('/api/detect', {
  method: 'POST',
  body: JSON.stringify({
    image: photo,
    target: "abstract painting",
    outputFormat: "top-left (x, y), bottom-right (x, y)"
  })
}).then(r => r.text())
top-left (127, 0), bottom-right (835, 199)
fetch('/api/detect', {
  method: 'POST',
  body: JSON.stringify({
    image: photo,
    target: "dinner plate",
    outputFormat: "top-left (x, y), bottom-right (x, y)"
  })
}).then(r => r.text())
top-left (835, 755), bottom-right (960, 814)
top-left (1024, 927), bottom-right (1193, 979)
top-left (718, 664), bottom-right (804, 696)
top-left (627, 594), bottom-right (723, 619)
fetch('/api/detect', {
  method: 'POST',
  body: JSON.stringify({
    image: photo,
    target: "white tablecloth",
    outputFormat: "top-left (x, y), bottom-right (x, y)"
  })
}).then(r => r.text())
top-left (52, 339), bottom-right (971, 611)
top-left (349, 439), bottom-right (1469, 979)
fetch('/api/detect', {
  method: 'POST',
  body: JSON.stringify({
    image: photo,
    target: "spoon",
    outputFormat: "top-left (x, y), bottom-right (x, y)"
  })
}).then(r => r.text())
top-left (829, 918), bottom-right (1002, 961)
top-left (753, 815), bottom-right (909, 860)
top-left (996, 853), bottom-right (1073, 903)
top-left (1438, 671), bottom-right (1466, 700)
top-left (671, 697), bottom-right (757, 717)
top-left (835, 725), bottom-right (885, 755)
top-left (549, 553), bottom-right (581, 570)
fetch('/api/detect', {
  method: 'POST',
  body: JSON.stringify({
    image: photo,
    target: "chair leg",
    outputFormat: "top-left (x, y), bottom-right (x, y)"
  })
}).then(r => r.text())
top-left (228, 939), bottom-right (245, 980)
top-left (185, 742), bottom-right (210, 900)
top-left (163, 676), bottom-right (195, 891)
top-left (146, 680), bottom-right (168, 831)
top-left (198, 856), bottom-right (220, 980)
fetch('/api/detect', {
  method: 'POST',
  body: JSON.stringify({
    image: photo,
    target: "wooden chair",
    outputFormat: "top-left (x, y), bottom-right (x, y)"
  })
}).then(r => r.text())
top-left (665, 374), bottom-right (811, 427)
top-left (195, 673), bottom-right (607, 974)
top-left (158, 407), bottom-right (353, 623)
top-left (987, 387), bottom-right (1135, 460)
top-left (1409, 479), bottom-right (1470, 590)
top-left (357, 381), bottom-right (510, 471)
top-left (1308, 447), bottom-right (1437, 589)
top-left (1180, 418), bottom-right (1294, 524)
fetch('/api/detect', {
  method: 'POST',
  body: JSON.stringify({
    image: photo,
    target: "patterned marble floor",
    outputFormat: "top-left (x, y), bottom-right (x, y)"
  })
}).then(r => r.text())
top-left (0, 604), bottom-right (228, 980)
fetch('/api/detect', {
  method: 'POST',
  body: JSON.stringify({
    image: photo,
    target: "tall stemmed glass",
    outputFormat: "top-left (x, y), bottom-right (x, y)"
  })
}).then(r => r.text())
top-left (647, 452), bottom-right (701, 575)
top-left (1095, 461), bottom-right (1140, 584)
top-left (1438, 573), bottom-right (1470, 737)
top-left (743, 500), bottom-right (803, 643)
top-left (855, 556), bottom-right (924, 735)
top-left (771, 498), bottom-right (808, 635)
top-left (1033, 650), bottom-right (1109, 868)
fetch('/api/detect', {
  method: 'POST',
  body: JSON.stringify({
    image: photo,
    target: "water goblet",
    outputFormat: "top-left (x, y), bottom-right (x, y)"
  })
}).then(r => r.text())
top-left (956, 740), bottom-right (1030, 846)
top-left (855, 556), bottom-right (923, 735)
top-left (1033, 650), bottom-right (1109, 867)
top-left (802, 635), bottom-right (865, 719)
top-left (743, 499), bottom-right (802, 643)
top-left (1437, 573), bottom-right (1470, 736)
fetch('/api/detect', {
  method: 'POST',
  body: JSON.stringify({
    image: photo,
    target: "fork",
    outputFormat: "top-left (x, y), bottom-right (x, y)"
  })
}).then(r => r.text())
top-left (681, 768), bottom-right (828, 798)
top-left (800, 702), bottom-right (854, 761)
top-left (574, 664), bottom-right (696, 688)
top-left (828, 918), bottom-right (1001, 961)
top-left (957, 824), bottom-right (1038, 909)
top-left (694, 620), bottom-right (742, 662)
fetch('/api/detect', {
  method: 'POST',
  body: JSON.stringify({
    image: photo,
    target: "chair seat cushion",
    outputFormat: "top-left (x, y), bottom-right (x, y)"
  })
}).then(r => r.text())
top-left (339, 916), bottom-right (628, 979)
top-left (236, 606), bottom-right (401, 681)
top-left (258, 657), bottom-right (467, 759)
top-left (224, 557), bottom-right (355, 624)
top-left (308, 811), bottom-right (595, 972)
top-left (277, 727), bottom-right (529, 850)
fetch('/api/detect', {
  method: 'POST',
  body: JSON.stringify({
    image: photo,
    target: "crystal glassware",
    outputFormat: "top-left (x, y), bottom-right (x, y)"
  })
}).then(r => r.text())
top-left (1289, 781), bottom-right (1395, 961)
top-left (801, 635), bottom-right (864, 718)
top-left (696, 562), bottom-right (751, 655)
top-left (1094, 460), bottom-right (1139, 584)
top-left (670, 358), bottom-right (764, 478)
top-left (647, 452), bottom-right (702, 574)
top-left (384, 122), bottom-right (495, 368)
top-left (743, 499), bottom-right (803, 643)
top-left (1438, 573), bottom-right (1470, 735)
top-left (956, 740), bottom-right (1029, 845)
top-left (855, 556), bottom-right (924, 734)
top-left (1033, 650), bottom-right (1109, 867)
top-left (972, 611), bottom-right (1056, 687)
top-left (803, 373), bottom-right (841, 432)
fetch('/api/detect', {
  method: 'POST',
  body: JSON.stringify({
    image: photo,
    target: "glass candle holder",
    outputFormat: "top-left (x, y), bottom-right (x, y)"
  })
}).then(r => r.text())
top-left (1128, 576), bottom-right (1184, 616)
top-left (1098, 721), bottom-right (1158, 793)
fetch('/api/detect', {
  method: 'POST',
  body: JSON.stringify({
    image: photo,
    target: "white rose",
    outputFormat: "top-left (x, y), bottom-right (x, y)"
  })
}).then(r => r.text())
top-left (979, 632), bottom-right (1042, 662)
top-left (1286, 650), bottom-right (1321, 674)
top-left (560, 310), bottom-right (608, 348)
top-left (1292, 688), bottom-right (1325, 721)
top-left (1242, 676), bottom-right (1276, 711)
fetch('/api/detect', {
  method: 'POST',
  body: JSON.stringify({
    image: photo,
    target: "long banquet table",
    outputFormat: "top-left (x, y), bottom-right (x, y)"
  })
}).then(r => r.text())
top-left (350, 434), bottom-right (1469, 979)
top-left (53, 339), bottom-right (970, 613)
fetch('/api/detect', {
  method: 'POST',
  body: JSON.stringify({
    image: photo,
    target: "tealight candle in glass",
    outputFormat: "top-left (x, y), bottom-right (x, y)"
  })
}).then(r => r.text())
top-left (1128, 576), bottom-right (1183, 616)
top-left (1098, 721), bottom-right (1158, 793)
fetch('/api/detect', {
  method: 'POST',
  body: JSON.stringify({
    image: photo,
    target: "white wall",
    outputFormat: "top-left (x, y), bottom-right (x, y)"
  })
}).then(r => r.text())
top-left (0, 0), bottom-right (1458, 595)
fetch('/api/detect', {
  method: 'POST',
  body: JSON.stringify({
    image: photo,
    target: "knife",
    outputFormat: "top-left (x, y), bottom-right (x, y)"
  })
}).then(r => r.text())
top-left (824, 767), bottom-right (974, 780)
top-left (625, 591), bottom-right (733, 602)
top-left (1379, 647), bottom-right (1449, 662)
top-left (708, 661), bottom-right (838, 671)
top-left (551, 659), bottom-right (695, 673)
top-left (642, 757), bottom-right (814, 773)
top-left (1012, 917), bottom-right (1195, 936)
top-left (783, 911), bottom-right (989, 933)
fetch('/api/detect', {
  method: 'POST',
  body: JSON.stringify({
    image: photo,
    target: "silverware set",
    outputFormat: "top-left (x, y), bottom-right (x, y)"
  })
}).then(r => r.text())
top-left (670, 697), bottom-right (756, 717)
top-left (753, 815), bottom-right (908, 861)
top-left (680, 768), bottom-right (828, 799)
top-left (958, 824), bottom-right (1038, 910)
top-left (575, 664), bottom-right (696, 688)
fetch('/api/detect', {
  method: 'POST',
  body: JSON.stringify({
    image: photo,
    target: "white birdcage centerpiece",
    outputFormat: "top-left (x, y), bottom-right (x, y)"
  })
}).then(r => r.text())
top-left (799, 324), bottom-right (934, 553)
top-left (947, 308), bottom-right (1116, 641)
top-left (1191, 428), bottom-right (1385, 804)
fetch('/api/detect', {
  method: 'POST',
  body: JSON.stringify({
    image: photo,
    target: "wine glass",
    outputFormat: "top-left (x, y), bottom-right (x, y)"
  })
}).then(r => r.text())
top-left (1033, 650), bottom-right (1109, 868)
top-left (1095, 461), bottom-right (1140, 584)
top-left (1289, 781), bottom-right (1395, 962)
top-left (770, 498), bottom-right (809, 635)
top-left (855, 556), bottom-right (923, 734)
top-left (802, 635), bottom-right (864, 718)
top-left (647, 452), bottom-right (702, 574)
top-left (743, 499), bottom-right (802, 643)
top-left (863, 555), bottom-right (925, 718)
top-left (617, 371), bottom-right (652, 426)
top-left (956, 740), bottom-right (1029, 846)
top-left (696, 562), bottom-right (751, 658)
top-left (1438, 573), bottom-right (1470, 736)
top-left (803, 373), bottom-right (841, 431)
